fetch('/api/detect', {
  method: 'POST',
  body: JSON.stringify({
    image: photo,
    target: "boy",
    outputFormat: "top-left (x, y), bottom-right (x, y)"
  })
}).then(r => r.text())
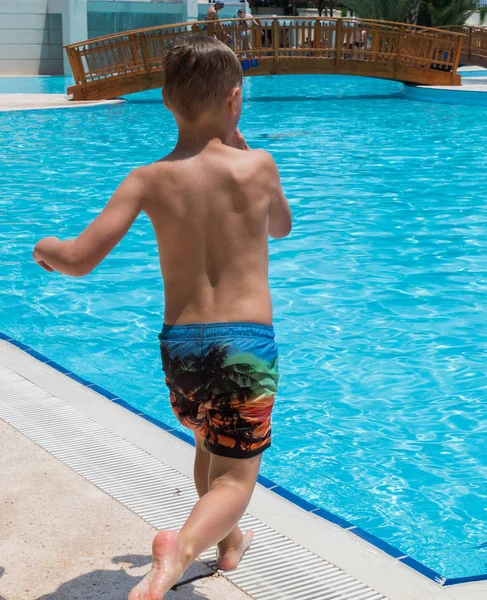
top-left (33, 36), bottom-right (292, 600)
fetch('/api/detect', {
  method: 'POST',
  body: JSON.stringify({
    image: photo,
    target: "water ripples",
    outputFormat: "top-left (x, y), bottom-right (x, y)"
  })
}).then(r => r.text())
top-left (1, 75), bottom-right (487, 577)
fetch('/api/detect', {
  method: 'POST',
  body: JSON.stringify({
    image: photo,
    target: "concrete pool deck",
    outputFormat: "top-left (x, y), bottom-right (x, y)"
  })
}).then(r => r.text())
top-left (0, 419), bottom-right (246, 600)
top-left (0, 94), bottom-right (122, 112)
top-left (404, 66), bottom-right (487, 105)
top-left (1, 339), bottom-right (487, 600)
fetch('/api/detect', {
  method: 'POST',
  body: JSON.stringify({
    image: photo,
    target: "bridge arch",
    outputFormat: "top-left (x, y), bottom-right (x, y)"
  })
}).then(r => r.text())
top-left (65, 17), bottom-right (465, 101)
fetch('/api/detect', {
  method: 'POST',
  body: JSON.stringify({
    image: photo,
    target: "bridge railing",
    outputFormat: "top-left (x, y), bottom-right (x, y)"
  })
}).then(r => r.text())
top-left (438, 25), bottom-right (487, 63)
top-left (65, 17), bottom-right (464, 100)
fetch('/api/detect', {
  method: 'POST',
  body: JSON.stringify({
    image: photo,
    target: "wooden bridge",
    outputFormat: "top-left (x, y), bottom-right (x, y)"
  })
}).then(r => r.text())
top-left (65, 17), bottom-right (469, 101)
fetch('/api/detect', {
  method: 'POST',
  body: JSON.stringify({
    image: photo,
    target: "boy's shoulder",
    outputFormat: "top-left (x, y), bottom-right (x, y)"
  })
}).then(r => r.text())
top-left (228, 147), bottom-right (277, 172)
top-left (245, 148), bottom-right (279, 177)
top-left (129, 157), bottom-right (176, 182)
top-left (126, 146), bottom-right (277, 184)
top-left (223, 148), bottom-right (278, 186)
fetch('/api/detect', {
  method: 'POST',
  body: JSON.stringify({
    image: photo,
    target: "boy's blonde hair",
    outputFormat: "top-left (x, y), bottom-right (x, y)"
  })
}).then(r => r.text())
top-left (163, 35), bottom-right (243, 122)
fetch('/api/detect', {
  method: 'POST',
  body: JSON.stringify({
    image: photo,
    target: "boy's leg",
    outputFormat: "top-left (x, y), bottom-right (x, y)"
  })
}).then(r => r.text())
top-left (193, 434), bottom-right (254, 570)
top-left (128, 451), bottom-right (261, 600)
top-left (193, 433), bottom-right (210, 497)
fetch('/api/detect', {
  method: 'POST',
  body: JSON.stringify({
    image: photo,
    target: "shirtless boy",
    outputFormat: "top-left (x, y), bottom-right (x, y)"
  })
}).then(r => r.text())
top-left (33, 35), bottom-right (292, 600)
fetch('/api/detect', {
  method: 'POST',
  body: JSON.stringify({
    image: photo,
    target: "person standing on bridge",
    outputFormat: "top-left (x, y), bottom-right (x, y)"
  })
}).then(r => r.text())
top-left (206, 1), bottom-right (225, 34)
top-left (206, 1), bottom-right (234, 46)
top-left (33, 34), bottom-right (292, 600)
top-left (237, 8), bottom-right (259, 57)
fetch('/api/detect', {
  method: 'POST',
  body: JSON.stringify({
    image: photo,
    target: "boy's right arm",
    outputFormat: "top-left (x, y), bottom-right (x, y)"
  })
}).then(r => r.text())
top-left (226, 134), bottom-right (291, 239)
top-left (264, 154), bottom-right (292, 239)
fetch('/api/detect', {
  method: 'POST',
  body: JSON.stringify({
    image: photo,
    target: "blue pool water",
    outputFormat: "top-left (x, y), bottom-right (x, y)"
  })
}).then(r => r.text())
top-left (0, 76), bottom-right (74, 94)
top-left (1, 75), bottom-right (487, 579)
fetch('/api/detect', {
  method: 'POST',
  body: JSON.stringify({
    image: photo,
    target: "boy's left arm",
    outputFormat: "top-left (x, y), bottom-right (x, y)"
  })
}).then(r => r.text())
top-left (33, 169), bottom-right (146, 277)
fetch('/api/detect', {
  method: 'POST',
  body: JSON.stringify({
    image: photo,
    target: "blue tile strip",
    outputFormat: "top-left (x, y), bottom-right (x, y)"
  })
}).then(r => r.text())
top-left (2, 331), bottom-right (487, 586)
top-left (257, 474), bottom-right (278, 489)
top-left (311, 507), bottom-right (354, 530)
top-left (87, 383), bottom-right (119, 400)
top-left (443, 573), bottom-right (487, 585)
top-left (350, 527), bottom-right (405, 559)
top-left (271, 485), bottom-right (320, 513)
top-left (398, 557), bottom-right (446, 584)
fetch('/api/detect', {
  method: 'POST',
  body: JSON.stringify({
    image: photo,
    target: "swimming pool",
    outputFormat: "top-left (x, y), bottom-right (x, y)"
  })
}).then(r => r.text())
top-left (1, 75), bottom-right (487, 580)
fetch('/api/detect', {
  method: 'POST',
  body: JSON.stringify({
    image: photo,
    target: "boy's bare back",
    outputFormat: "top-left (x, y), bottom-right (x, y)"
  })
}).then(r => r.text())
top-left (141, 139), bottom-right (288, 325)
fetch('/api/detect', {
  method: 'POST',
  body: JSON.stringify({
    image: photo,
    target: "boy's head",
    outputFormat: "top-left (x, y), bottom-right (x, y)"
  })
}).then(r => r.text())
top-left (163, 35), bottom-right (243, 129)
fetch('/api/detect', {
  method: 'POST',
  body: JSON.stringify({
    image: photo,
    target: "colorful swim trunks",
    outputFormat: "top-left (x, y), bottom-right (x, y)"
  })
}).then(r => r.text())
top-left (159, 322), bottom-right (279, 459)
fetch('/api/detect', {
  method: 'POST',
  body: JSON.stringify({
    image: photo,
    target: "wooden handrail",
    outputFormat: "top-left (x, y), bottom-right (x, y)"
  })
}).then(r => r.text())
top-left (65, 17), bottom-right (466, 100)
top-left (64, 17), bottom-right (465, 50)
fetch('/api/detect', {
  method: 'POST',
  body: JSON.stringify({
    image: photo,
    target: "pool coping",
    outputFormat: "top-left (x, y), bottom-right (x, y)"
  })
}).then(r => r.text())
top-left (403, 81), bottom-right (487, 106)
top-left (0, 93), bottom-right (124, 112)
top-left (1, 332), bottom-right (486, 598)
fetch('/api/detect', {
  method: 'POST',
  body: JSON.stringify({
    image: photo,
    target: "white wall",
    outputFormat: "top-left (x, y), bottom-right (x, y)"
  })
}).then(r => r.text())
top-left (0, 0), bottom-right (63, 75)
top-left (87, 1), bottom-right (185, 39)
top-left (0, 0), bottom-right (195, 76)
top-left (466, 12), bottom-right (486, 26)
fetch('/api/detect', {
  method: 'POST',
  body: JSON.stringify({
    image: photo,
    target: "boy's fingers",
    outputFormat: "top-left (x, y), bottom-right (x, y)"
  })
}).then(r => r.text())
top-left (35, 259), bottom-right (54, 272)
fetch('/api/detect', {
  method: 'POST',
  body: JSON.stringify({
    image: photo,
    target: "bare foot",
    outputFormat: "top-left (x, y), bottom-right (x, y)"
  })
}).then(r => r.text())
top-left (128, 531), bottom-right (186, 600)
top-left (217, 530), bottom-right (254, 571)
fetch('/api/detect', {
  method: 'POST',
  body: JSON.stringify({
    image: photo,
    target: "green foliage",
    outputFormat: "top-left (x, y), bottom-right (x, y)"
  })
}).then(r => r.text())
top-left (343, 0), bottom-right (415, 22)
top-left (418, 0), bottom-right (480, 27)
top-left (307, 0), bottom-right (341, 17)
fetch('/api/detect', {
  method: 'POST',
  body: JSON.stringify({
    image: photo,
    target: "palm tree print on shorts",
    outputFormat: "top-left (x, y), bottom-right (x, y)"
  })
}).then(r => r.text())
top-left (161, 340), bottom-right (278, 458)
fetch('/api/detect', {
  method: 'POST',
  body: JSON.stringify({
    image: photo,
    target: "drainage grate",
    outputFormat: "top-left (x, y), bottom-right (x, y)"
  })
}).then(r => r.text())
top-left (0, 364), bottom-right (386, 600)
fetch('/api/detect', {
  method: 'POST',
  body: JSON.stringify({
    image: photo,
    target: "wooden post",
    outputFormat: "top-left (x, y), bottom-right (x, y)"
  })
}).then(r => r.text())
top-left (394, 24), bottom-right (405, 71)
top-left (66, 47), bottom-right (81, 84)
top-left (128, 33), bottom-right (140, 70)
top-left (67, 46), bottom-right (87, 94)
top-left (370, 26), bottom-right (379, 62)
top-left (273, 18), bottom-right (279, 70)
top-left (335, 18), bottom-right (344, 65)
top-left (314, 17), bottom-right (321, 54)
top-left (139, 33), bottom-right (152, 80)
top-left (254, 21), bottom-right (262, 54)
top-left (452, 33), bottom-right (464, 79)
top-left (467, 26), bottom-right (472, 59)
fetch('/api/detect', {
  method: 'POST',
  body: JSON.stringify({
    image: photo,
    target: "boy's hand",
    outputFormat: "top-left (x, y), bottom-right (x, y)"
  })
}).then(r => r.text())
top-left (226, 129), bottom-right (250, 151)
top-left (34, 256), bottom-right (54, 272)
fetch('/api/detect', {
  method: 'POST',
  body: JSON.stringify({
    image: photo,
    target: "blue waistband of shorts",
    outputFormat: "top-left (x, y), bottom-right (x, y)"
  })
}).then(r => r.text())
top-left (161, 321), bottom-right (275, 341)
